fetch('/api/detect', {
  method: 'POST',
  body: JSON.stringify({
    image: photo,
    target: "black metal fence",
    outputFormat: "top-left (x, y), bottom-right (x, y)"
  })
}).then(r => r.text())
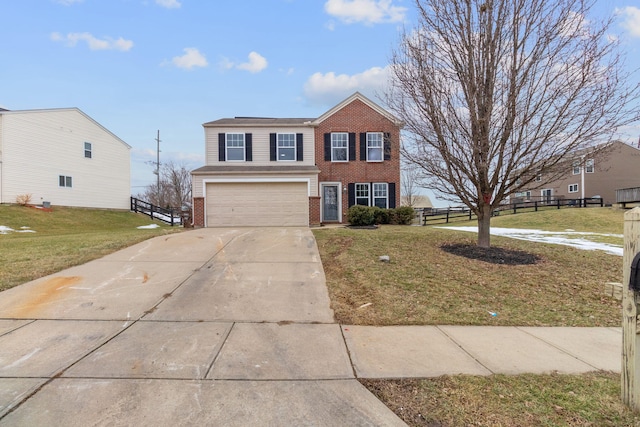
top-left (130, 197), bottom-right (183, 226)
top-left (420, 197), bottom-right (604, 226)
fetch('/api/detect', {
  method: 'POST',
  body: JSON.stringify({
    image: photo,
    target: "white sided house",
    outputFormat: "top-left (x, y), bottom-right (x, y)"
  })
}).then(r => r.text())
top-left (191, 118), bottom-right (319, 227)
top-left (0, 108), bottom-right (131, 209)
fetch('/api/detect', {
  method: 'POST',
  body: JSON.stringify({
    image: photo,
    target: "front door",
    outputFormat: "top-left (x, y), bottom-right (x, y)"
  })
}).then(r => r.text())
top-left (322, 185), bottom-right (339, 222)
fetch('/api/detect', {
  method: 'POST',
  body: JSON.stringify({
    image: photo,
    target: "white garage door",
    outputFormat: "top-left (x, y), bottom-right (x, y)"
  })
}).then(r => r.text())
top-left (206, 182), bottom-right (309, 227)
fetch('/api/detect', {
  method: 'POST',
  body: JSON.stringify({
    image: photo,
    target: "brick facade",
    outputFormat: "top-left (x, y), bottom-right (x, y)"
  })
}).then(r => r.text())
top-left (309, 196), bottom-right (321, 226)
top-left (314, 98), bottom-right (401, 223)
top-left (192, 197), bottom-right (205, 228)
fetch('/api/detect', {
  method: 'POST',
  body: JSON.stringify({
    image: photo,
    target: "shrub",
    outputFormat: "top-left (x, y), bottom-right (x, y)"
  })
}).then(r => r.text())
top-left (393, 206), bottom-right (416, 225)
top-left (15, 194), bottom-right (32, 206)
top-left (347, 205), bottom-right (376, 226)
top-left (372, 207), bottom-right (390, 224)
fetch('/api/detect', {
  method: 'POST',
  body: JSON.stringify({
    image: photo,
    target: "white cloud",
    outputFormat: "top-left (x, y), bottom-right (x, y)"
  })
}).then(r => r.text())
top-left (220, 51), bottom-right (268, 73)
top-left (304, 66), bottom-right (390, 105)
top-left (617, 6), bottom-right (640, 37)
top-left (155, 0), bottom-right (181, 9)
top-left (50, 32), bottom-right (133, 51)
top-left (53, 0), bottom-right (83, 5)
top-left (171, 47), bottom-right (208, 70)
top-left (324, 0), bottom-right (406, 25)
top-left (237, 51), bottom-right (268, 73)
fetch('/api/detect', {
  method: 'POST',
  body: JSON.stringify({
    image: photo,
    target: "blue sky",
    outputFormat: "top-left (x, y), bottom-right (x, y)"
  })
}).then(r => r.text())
top-left (1, 0), bottom-right (639, 205)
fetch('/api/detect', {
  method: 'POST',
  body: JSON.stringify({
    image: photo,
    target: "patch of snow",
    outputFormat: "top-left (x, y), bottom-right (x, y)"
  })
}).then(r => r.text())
top-left (0, 225), bottom-right (15, 234)
top-left (437, 226), bottom-right (623, 256)
top-left (1, 225), bottom-right (36, 234)
top-left (137, 224), bottom-right (160, 229)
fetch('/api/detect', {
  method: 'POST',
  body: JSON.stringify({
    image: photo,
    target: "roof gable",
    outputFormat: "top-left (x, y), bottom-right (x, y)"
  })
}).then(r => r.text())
top-left (312, 92), bottom-right (403, 127)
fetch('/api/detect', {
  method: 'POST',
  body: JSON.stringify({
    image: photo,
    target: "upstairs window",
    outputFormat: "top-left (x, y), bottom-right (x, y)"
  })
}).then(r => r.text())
top-left (572, 160), bottom-right (580, 175)
top-left (226, 133), bottom-right (245, 161)
top-left (59, 175), bottom-right (72, 188)
top-left (585, 159), bottom-right (594, 173)
top-left (277, 133), bottom-right (295, 161)
top-left (367, 133), bottom-right (383, 162)
top-left (331, 133), bottom-right (348, 161)
top-left (84, 142), bottom-right (92, 158)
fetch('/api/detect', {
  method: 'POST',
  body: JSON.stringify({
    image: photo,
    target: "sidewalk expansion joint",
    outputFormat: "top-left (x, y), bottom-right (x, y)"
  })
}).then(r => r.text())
top-left (435, 326), bottom-right (496, 375)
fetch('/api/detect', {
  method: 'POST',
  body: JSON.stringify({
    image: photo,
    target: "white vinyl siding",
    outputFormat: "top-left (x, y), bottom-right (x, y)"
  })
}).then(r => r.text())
top-left (0, 109), bottom-right (130, 209)
top-left (204, 127), bottom-right (315, 167)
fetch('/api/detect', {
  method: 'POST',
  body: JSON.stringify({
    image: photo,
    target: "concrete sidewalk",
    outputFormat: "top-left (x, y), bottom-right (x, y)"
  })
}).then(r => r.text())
top-left (0, 227), bottom-right (622, 426)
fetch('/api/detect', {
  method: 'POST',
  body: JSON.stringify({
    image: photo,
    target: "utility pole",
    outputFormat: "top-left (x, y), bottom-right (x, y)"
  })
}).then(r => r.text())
top-left (155, 130), bottom-right (161, 205)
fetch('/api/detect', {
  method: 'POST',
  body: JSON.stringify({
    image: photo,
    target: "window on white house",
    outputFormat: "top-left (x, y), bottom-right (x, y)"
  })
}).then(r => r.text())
top-left (585, 158), bottom-right (594, 173)
top-left (277, 133), bottom-right (295, 161)
top-left (59, 175), bottom-right (72, 188)
top-left (572, 160), bottom-right (580, 175)
top-left (569, 183), bottom-right (579, 193)
top-left (367, 132), bottom-right (383, 162)
top-left (84, 142), bottom-right (92, 159)
top-left (355, 183), bottom-right (370, 205)
top-left (373, 183), bottom-right (388, 208)
top-left (331, 133), bottom-right (348, 161)
top-left (226, 133), bottom-right (245, 161)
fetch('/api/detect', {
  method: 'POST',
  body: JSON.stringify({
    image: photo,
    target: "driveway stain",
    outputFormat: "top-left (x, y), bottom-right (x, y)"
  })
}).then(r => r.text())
top-left (8, 276), bottom-right (82, 317)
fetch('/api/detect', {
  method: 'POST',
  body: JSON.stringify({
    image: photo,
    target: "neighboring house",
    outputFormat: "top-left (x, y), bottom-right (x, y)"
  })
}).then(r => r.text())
top-left (0, 108), bottom-right (131, 209)
top-left (191, 92), bottom-right (402, 227)
top-left (515, 141), bottom-right (640, 206)
top-left (401, 194), bottom-right (433, 209)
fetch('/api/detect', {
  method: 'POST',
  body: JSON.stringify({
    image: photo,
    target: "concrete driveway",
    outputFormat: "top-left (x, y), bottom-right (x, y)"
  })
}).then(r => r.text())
top-left (0, 228), bottom-right (405, 426)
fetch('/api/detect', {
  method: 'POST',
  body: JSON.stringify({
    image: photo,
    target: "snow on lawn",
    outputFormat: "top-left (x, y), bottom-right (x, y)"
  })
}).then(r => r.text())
top-left (437, 226), bottom-right (623, 256)
top-left (0, 226), bottom-right (36, 234)
top-left (137, 224), bottom-right (160, 229)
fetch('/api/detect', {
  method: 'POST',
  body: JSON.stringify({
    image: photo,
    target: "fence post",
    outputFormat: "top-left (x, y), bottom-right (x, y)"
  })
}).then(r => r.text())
top-left (446, 209), bottom-right (450, 224)
top-left (622, 207), bottom-right (640, 411)
top-left (469, 209), bottom-right (472, 221)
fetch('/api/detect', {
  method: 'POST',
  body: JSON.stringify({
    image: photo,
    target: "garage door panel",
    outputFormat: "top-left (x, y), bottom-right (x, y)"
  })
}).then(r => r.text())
top-left (206, 182), bottom-right (308, 227)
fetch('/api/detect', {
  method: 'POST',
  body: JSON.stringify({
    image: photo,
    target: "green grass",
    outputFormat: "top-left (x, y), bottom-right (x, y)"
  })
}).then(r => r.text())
top-left (362, 373), bottom-right (640, 427)
top-left (314, 207), bottom-right (636, 426)
top-left (0, 204), bottom-right (182, 291)
top-left (313, 223), bottom-right (622, 327)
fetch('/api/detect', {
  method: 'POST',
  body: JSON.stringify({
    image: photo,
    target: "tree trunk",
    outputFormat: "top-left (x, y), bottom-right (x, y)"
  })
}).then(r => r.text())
top-left (477, 204), bottom-right (492, 248)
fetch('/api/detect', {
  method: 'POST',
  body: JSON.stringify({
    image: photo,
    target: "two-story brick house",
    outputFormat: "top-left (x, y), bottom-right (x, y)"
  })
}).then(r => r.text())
top-left (191, 92), bottom-right (402, 227)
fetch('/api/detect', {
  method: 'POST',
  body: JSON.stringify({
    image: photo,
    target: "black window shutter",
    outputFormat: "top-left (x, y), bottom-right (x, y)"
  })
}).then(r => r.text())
top-left (218, 133), bottom-right (226, 162)
top-left (359, 133), bottom-right (367, 161)
top-left (389, 183), bottom-right (396, 208)
top-left (245, 133), bottom-right (252, 161)
top-left (384, 132), bottom-right (391, 161)
top-left (324, 133), bottom-right (331, 161)
top-left (348, 133), bottom-right (356, 161)
top-left (270, 133), bottom-right (277, 161)
top-left (348, 183), bottom-right (355, 207)
top-left (296, 133), bottom-right (303, 161)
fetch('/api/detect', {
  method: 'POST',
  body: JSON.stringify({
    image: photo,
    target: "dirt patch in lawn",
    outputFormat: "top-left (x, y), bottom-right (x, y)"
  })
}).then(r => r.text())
top-left (441, 243), bottom-right (540, 265)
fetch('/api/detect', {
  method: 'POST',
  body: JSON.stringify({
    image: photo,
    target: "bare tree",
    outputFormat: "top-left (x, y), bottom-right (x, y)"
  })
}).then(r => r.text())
top-left (136, 161), bottom-right (192, 210)
top-left (401, 162), bottom-right (424, 207)
top-left (387, 0), bottom-right (640, 247)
